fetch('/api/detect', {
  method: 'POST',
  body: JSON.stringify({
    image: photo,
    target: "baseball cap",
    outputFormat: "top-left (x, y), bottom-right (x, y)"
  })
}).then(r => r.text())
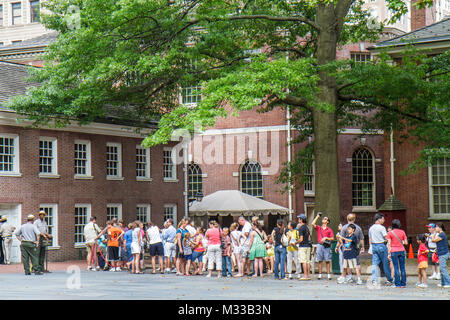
top-left (297, 213), bottom-right (307, 220)
top-left (426, 223), bottom-right (436, 228)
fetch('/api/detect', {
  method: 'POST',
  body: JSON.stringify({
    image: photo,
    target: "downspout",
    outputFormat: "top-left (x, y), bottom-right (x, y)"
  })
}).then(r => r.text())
top-left (184, 146), bottom-right (189, 218)
top-left (390, 127), bottom-right (395, 195)
top-left (287, 107), bottom-right (293, 221)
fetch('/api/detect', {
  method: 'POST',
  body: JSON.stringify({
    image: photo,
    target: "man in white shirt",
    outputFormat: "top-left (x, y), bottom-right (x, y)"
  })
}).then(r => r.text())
top-left (34, 211), bottom-right (52, 272)
top-left (186, 218), bottom-right (197, 236)
top-left (238, 216), bottom-right (252, 276)
top-left (84, 216), bottom-right (101, 271)
top-left (0, 216), bottom-right (16, 265)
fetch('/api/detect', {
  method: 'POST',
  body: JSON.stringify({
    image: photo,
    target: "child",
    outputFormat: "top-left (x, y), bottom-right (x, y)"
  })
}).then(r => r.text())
top-left (182, 232), bottom-right (194, 276)
top-left (386, 226), bottom-right (395, 279)
top-left (417, 234), bottom-right (429, 288)
top-left (336, 224), bottom-right (361, 284)
top-left (221, 227), bottom-right (233, 277)
top-left (264, 236), bottom-right (275, 274)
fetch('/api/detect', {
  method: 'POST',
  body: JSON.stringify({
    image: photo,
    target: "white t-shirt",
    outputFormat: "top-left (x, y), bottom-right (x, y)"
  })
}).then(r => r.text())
top-left (186, 224), bottom-right (196, 236)
top-left (84, 222), bottom-right (101, 244)
top-left (428, 232), bottom-right (437, 249)
top-left (132, 227), bottom-right (141, 245)
top-left (241, 222), bottom-right (252, 247)
top-left (369, 224), bottom-right (387, 244)
top-left (147, 226), bottom-right (162, 244)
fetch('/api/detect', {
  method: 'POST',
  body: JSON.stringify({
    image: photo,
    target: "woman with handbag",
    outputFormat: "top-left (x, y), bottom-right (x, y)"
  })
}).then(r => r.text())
top-left (271, 219), bottom-right (288, 280)
top-left (248, 221), bottom-right (267, 278)
top-left (386, 219), bottom-right (408, 288)
top-left (431, 223), bottom-right (450, 288)
top-left (312, 212), bottom-right (334, 280)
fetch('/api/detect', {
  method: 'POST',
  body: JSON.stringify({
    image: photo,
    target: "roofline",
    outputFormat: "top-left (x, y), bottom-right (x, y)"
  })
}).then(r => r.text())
top-left (368, 39), bottom-right (450, 55)
top-left (0, 60), bottom-right (41, 68)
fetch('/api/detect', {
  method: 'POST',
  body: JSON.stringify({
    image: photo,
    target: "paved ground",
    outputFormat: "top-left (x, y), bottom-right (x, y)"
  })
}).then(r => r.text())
top-left (0, 266), bottom-right (448, 300)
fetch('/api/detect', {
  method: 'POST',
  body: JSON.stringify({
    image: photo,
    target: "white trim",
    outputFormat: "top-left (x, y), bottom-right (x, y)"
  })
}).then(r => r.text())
top-left (74, 203), bottom-right (91, 247)
top-left (304, 161), bottom-right (315, 197)
top-left (38, 136), bottom-right (58, 176)
top-left (351, 147), bottom-right (377, 210)
top-left (107, 203), bottom-right (123, 221)
top-left (136, 144), bottom-right (151, 180)
top-left (428, 159), bottom-right (450, 218)
top-left (136, 204), bottom-right (151, 223)
top-left (163, 147), bottom-right (177, 181)
top-left (164, 204), bottom-right (177, 223)
top-left (106, 142), bottom-right (123, 179)
top-left (39, 203), bottom-right (58, 248)
top-left (0, 133), bottom-right (20, 176)
top-left (74, 139), bottom-right (92, 178)
top-left (200, 126), bottom-right (384, 136)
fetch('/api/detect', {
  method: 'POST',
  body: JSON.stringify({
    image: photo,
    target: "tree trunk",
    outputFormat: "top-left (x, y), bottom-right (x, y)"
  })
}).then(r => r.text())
top-left (312, 4), bottom-right (340, 232)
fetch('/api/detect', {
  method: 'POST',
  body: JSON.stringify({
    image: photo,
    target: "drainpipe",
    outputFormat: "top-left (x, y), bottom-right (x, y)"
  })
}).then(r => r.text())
top-left (287, 107), bottom-right (293, 221)
top-left (184, 146), bottom-right (189, 218)
top-left (390, 127), bottom-right (395, 195)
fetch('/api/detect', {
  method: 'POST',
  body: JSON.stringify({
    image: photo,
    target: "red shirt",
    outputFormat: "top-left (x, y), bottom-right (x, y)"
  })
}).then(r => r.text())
top-left (386, 229), bottom-right (407, 252)
top-left (418, 243), bottom-right (428, 263)
top-left (205, 228), bottom-right (222, 245)
top-left (315, 225), bottom-right (334, 243)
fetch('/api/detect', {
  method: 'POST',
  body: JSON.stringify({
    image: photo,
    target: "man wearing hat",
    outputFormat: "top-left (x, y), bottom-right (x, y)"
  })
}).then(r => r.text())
top-left (425, 223), bottom-right (441, 280)
top-left (296, 213), bottom-right (312, 281)
top-left (34, 211), bottom-right (52, 272)
top-left (0, 216), bottom-right (16, 264)
top-left (14, 215), bottom-right (42, 275)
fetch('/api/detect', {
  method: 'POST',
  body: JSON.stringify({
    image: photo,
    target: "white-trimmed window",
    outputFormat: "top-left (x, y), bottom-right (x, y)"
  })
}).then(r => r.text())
top-left (304, 162), bottom-right (315, 196)
top-left (164, 204), bottom-right (177, 223)
top-left (188, 163), bottom-right (203, 200)
top-left (180, 85), bottom-right (202, 106)
top-left (0, 134), bottom-right (20, 176)
top-left (39, 137), bottom-right (58, 177)
top-left (75, 204), bottom-right (91, 246)
top-left (351, 53), bottom-right (371, 63)
top-left (106, 142), bottom-right (123, 179)
top-left (11, 2), bottom-right (22, 25)
top-left (30, 0), bottom-right (40, 23)
top-left (39, 204), bottom-right (58, 247)
top-left (136, 145), bottom-right (151, 180)
top-left (352, 148), bottom-right (375, 209)
top-left (163, 148), bottom-right (177, 181)
top-left (107, 203), bottom-right (122, 221)
top-left (240, 160), bottom-right (263, 199)
top-left (429, 157), bottom-right (450, 218)
top-left (0, 4), bottom-right (4, 27)
top-left (137, 204), bottom-right (151, 223)
top-left (74, 140), bottom-right (92, 178)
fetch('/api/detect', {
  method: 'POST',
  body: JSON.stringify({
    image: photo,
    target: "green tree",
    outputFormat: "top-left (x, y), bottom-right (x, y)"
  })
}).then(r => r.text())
top-left (7, 0), bottom-right (449, 230)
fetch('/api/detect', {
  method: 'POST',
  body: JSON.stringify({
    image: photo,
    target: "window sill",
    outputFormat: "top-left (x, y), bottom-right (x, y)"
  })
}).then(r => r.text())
top-left (38, 174), bottom-right (61, 179)
top-left (136, 177), bottom-right (152, 182)
top-left (107, 176), bottom-right (124, 181)
top-left (48, 246), bottom-right (61, 250)
top-left (0, 172), bottom-right (22, 177)
top-left (163, 178), bottom-right (179, 183)
top-left (352, 207), bottom-right (377, 213)
top-left (74, 243), bottom-right (86, 249)
top-left (304, 192), bottom-right (315, 197)
top-left (74, 175), bottom-right (94, 180)
top-left (428, 215), bottom-right (450, 221)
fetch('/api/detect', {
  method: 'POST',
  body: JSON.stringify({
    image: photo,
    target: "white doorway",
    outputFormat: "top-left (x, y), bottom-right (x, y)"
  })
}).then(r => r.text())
top-left (0, 204), bottom-right (22, 263)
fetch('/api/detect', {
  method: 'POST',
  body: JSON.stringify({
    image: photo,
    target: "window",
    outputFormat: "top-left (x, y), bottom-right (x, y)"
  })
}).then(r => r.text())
top-left (429, 157), bottom-right (450, 217)
top-left (350, 53), bottom-right (370, 63)
top-left (39, 137), bottom-right (58, 176)
top-left (11, 2), bottom-right (22, 25)
top-left (0, 134), bottom-right (20, 175)
top-left (180, 85), bottom-right (202, 105)
top-left (106, 143), bottom-right (122, 179)
top-left (39, 204), bottom-right (58, 247)
top-left (30, 0), bottom-right (40, 23)
top-left (0, 5), bottom-right (3, 27)
top-left (240, 160), bottom-right (263, 198)
top-left (352, 148), bottom-right (375, 208)
top-left (136, 145), bottom-right (150, 180)
top-left (74, 140), bottom-right (92, 177)
top-left (188, 163), bottom-right (203, 199)
top-left (304, 162), bottom-right (315, 196)
top-left (137, 204), bottom-right (151, 223)
top-left (74, 204), bottom-right (90, 245)
top-left (164, 205), bottom-right (177, 223)
top-left (107, 204), bottom-right (122, 221)
top-left (163, 148), bottom-right (177, 180)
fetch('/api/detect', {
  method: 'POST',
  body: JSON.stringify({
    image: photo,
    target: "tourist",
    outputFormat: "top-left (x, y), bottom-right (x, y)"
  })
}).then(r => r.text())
top-left (123, 223), bottom-right (133, 269)
top-left (175, 219), bottom-right (188, 275)
top-left (14, 215), bottom-right (42, 275)
top-left (248, 221), bottom-right (267, 278)
top-left (238, 216), bottom-right (252, 276)
top-left (230, 222), bottom-right (242, 276)
top-left (386, 219), bottom-right (408, 288)
top-left (431, 223), bottom-right (450, 288)
top-left (264, 235), bottom-right (275, 274)
top-left (221, 227), bottom-right (233, 277)
top-left (297, 214), bottom-right (312, 281)
top-left (0, 216), bottom-right (15, 265)
top-left (336, 224), bottom-right (359, 284)
top-left (146, 221), bottom-right (164, 274)
top-left (312, 212), bottom-right (334, 280)
top-left (162, 219), bottom-right (177, 273)
top-left (98, 220), bottom-right (123, 272)
top-left (34, 211), bottom-right (52, 272)
top-left (425, 223), bottom-right (441, 280)
top-left (286, 221), bottom-right (301, 279)
top-left (186, 218), bottom-right (197, 236)
top-left (205, 220), bottom-right (223, 278)
top-left (182, 232), bottom-right (194, 276)
top-left (130, 221), bottom-right (143, 274)
top-left (139, 222), bottom-right (146, 271)
top-left (416, 234), bottom-right (429, 288)
top-left (368, 213), bottom-right (394, 289)
top-left (271, 219), bottom-right (287, 280)
top-left (192, 227), bottom-right (206, 275)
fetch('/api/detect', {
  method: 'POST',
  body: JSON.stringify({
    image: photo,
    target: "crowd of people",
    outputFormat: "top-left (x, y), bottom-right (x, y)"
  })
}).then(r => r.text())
top-left (81, 211), bottom-right (450, 289)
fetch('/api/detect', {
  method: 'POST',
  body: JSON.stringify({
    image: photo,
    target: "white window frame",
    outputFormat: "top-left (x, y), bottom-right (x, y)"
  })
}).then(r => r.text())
top-left (0, 133), bottom-right (21, 177)
top-left (107, 203), bottom-right (123, 221)
top-left (163, 147), bottom-right (177, 181)
top-left (352, 148), bottom-right (377, 212)
top-left (29, 0), bottom-right (40, 23)
top-left (74, 204), bottom-right (91, 247)
top-left (106, 142), bottom-right (123, 180)
top-left (304, 161), bottom-right (315, 197)
top-left (136, 145), bottom-right (151, 181)
top-left (179, 85), bottom-right (202, 107)
top-left (39, 204), bottom-right (59, 249)
top-left (428, 158), bottom-right (450, 220)
top-left (10, 2), bottom-right (22, 26)
top-left (137, 204), bottom-right (151, 223)
top-left (39, 136), bottom-right (59, 178)
top-left (164, 204), bottom-right (177, 224)
top-left (74, 139), bottom-right (93, 179)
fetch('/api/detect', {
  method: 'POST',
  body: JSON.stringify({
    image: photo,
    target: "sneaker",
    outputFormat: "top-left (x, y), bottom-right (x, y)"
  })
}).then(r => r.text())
top-left (347, 278), bottom-right (354, 283)
top-left (429, 273), bottom-right (436, 280)
top-left (297, 274), bottom-right (302, 279)
top-left (288, 273), bottom-right (292, 279)
top-left (317, 274), bottom-right (322, 280)
top-left (95, 266), bottom-right (101, 271)
top-left (206, 274), bottom-right (211, 278)
top-left (356, 278), bottom-right (363, 285)
top-left (115, 267), bottom-right (121, 272)
top-left (418, 283), bottom-right (428, 288)
top-left (87, 266), bottom-right (92, 271)
top-left (384, 281), bottom-right (394, 287)
top-left (109, 268), bottom-right (115, 272)
top-left (436, 274), bottom-right (441, 280)
top-left (171, 268), bottom-right (177, 273)
top-left (337, 276), bottom-right (346, 284)
top-left (327, 274), bottom-right (332, 280)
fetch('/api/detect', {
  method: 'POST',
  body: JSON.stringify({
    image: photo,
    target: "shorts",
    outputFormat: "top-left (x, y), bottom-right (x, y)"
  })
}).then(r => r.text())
top-left (107, 246), bottom-right (119, 261)
top-left (131, 242), bottom-right (140, 255)
top-left (240, 246), bottom-right (250, 259)
top-left (316, 244), bottom-right (331, 262)
top-left (427, 251), bottom-right (438, 265)
top-left (192, 251), bottom-right (204, 263)
top-left (343, 258), bottom-right (357, 269)
top-left (298, 247), bottom-right (311, 263)
top-left (176, 244), bottom-right (185, 259)
top-left (164, 242), bottom-right (176, 258)
top-left (85, 242), bottom-right (95, 252)
top-left (150, 242), bottom-right (164, 257)
top-left (184, 254), bottom-right (193, 261)
top-left (418, 261), bottom-right (428, 269)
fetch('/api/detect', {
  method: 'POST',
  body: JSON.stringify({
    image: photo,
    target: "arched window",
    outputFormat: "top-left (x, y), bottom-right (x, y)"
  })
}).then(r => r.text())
top-left (240, 160), bottom-right (263, 199)
top-left (188, 163), bottom-right (203, 200)
top-left (352, 148), bottom-right (375, 207)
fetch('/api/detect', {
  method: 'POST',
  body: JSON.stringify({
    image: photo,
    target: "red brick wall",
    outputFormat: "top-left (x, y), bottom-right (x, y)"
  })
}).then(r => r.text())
top-left (0, 125), bottom-right (185, 261)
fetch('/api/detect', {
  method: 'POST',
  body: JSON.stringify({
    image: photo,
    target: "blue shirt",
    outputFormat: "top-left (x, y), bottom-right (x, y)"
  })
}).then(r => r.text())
top-left (176, 227), bottom-right (188, 247)
top-left (343, 234), bottom-right (358, 260)
top-left (123, 230), bottom-right (133, 248)
top-left (436, 232), bottom-right (449, 256)
top-left (162, 225), bottom-right (176, 243)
